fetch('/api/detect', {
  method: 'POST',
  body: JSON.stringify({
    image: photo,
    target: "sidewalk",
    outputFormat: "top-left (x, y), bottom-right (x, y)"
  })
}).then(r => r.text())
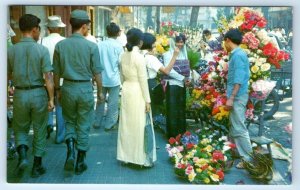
top-left (7, 98), bottom-right (292, 185)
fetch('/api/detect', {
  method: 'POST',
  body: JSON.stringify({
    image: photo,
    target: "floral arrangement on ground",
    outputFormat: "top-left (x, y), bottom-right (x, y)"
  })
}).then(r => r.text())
top-left (166, 125), bottom-right (236, 184)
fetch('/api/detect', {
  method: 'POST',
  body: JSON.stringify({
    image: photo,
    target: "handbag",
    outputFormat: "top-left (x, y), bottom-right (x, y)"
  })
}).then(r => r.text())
top-left (148, 79), bottom-right (165, 104)
top-left (144, 113), bottom-right (154, 160)
top-left (163, 59), bottom-right (190, 79)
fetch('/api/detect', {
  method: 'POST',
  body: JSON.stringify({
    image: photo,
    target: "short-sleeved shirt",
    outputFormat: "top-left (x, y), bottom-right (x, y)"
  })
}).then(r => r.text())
top-left (98, 38), bottom-right (123, 87)
top-left (53, 33), bottom-right (102, 80)
top-left (39, 33), bottom-right (65, 64)
top-left (7, 37), bottom-right (52, 87)
top-left (142, 51), bottom-right (164, 79)
top-left (226, 47), bottom-right (250, 98)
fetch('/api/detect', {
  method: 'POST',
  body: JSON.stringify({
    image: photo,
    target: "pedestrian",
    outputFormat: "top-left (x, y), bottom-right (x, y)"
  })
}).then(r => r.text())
top-left (163, 33), bottom-right (190, 138)
top-left (117, 28), bottom-right (156, 167)
top-left (203, 29), bottom-right (221, 50)
top-left (140, 32), bottom-right (179, 127)
top-left (7, 14), bottom-right (54, 177)
top-left (223, 29), bottom-right (253, 169)
top-left (94, 22), bottom-right (124, 131)
top-left (53, 9), bottom-right (104, 175)
top-left (85, 32), bottom-right (98, 44)
top-left (39, 15), bottom-right (66, 143)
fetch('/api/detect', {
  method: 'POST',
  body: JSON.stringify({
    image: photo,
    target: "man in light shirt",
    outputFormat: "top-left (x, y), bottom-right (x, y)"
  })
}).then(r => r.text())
top-left (94, 22), bottom-right (124, 131)
top-left (39, 15), bottom-right (66, 144)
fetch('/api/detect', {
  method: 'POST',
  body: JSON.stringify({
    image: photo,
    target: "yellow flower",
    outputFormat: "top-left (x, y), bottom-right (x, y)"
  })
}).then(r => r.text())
top-left (201, 138), bottom-right (210, 145)
top-left (203, 177), bottom-right (211, 184)
top-left (210, 174), bottom-right (220, 182)
top-left (188, 172), bottom-right (197, 182)
top-left (161, 38), bottom-right (169, 47)
top-left (261, 63), bottom-right (271, 72)
top-left (208, 166), bottom-right (214, 171)
top-left (196, 168), bottom-right (203, 173)
top-left (240, 44), bottom-right (248, 49)
top-left (251, 65), bottom-right (259, 73)
top-left (204, 145), bottom-right (213, 152)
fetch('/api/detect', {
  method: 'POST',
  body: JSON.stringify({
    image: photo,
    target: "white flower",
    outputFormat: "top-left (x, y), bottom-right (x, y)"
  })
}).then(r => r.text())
top-left (221, 136), bottom-right (228, 141)
top-left (248, 57), bottom-right (256, 63)
top-left (261, 63), bottom-right (271, 72)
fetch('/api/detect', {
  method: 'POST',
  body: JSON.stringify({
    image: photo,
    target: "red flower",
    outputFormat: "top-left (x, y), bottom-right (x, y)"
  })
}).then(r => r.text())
top-left (212, 91), bottom-right (219, 98)
top-left (212, 107), bottom-right (220, 115)
top-left (184, 131), bottom-right (191, 136)
top-left (201, 164), bottom-right (209, 170)
top-left (175, 134), bottom-right (182, 142)
top-left (216, 170), bottom-right (225, 180)
top-left (212, 150), bottom-right (224, 161)
top-left (169, 30), bottom-right (174, 36)
top-left (257, 19), bottom-right (267, 28)
top-left (161, 22), bottom-right (165, 26)
top-left (205, 94), bottom-right (212, 100)
top-left (186, 143), bottom-right (194, 149)
top-left (202, 73), bottom-right (209, 80)
top-left (180, 163), bottom-right (187, 169)
top-left (284, 52), bottom-right (290, 60)
top-left (247, 102), bottom-right (254, 109)
top-left (168, 137), bottom-right (177, 145)
top-left (168, 21), bottom-right (172, 26)
top-left (228, 143), bottom-right (236, 149)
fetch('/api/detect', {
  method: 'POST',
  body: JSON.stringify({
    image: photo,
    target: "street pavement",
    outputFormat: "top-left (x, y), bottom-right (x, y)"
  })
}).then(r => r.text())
top-left (7, 97), bottom-right (292, 185)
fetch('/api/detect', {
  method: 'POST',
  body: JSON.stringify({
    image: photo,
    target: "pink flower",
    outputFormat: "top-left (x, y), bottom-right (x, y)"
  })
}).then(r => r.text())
top-left (284, 123), bottom-right (292, 134)
top-left (185, 165), bottom-right (194, 175)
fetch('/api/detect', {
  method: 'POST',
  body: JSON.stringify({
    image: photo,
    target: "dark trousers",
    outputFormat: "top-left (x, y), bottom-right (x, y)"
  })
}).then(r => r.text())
top-left (166, 84), bottom-right (186, 138)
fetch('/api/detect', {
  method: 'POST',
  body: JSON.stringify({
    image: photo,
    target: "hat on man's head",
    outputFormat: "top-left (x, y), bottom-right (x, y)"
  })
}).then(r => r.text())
top-left (46, 15), bottom-right (66, 28)
top-left (71, 10), bottom-right (90, 21)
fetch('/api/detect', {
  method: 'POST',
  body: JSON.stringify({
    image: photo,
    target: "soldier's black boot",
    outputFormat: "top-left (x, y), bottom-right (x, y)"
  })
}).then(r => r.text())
top-left (16, 145), bottom-right (29, 172)
top-left (75, 150), bottom-right (87, 175)
top-left (31, 156), bottom-right (46, 178)
top-left (64, 138), bottom-right (75, 171)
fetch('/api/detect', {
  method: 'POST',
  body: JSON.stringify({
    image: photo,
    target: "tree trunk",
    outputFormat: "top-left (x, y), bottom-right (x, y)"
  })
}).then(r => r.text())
top-left (190, 7), bottom-right (200, 28)
top-left (145, 7), bottom-right (154, 31)
top-left (156, 6), bottom-right (161, 34)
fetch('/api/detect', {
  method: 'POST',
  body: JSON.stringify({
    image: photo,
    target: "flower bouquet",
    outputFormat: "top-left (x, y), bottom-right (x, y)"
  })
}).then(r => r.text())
top-left (166, 129), bottom-right (236, 184)
top-left (153, 34), bottom-right (170, 55)
top-left (250, 80), bottom-right (276, 100)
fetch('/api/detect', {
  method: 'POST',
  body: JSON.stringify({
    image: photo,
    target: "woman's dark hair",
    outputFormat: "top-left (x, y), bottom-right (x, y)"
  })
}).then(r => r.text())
top-left (141, 33), bottom-right (156, 50)
top-left (203, 29), bottom-right (211, 36)
top-left (19, 14), bottom-right (41, 32)
top-left (175, 33), bottom-right (186, 44)
top-left (125, 28), bottom-right (144, 51)
top-left (224, 29), bottom-right (243, 45)
top-left (106, 22), bottom-right (120, 37)
top-left (70, 18), bottom-right (90, 31)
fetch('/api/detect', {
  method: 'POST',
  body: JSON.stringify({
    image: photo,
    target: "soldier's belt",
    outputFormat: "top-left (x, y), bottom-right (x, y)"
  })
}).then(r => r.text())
top-left (64, 78), bottom-right (91, 82)
top-left (15, 85), bottom-right (44, 90)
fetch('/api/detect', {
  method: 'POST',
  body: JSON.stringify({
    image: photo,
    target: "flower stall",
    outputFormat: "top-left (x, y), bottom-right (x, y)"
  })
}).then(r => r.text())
top-left (164, 7), bottom-right (290, 184)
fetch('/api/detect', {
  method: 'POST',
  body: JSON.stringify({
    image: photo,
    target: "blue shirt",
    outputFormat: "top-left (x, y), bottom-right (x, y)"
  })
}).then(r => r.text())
top-left (98, 38), bottom-right (124, 87)
top-left (226, 47), bottom-right (250, 98)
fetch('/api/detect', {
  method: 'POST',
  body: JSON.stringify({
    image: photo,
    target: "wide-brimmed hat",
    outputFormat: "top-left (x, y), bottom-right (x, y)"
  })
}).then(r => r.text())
top-left (46, 15), bottom-right (66, 28)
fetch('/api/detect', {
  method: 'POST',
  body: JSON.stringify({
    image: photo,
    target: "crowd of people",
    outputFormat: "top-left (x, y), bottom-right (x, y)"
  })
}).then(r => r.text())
top-left (7, 9), bottom-right (254, 178)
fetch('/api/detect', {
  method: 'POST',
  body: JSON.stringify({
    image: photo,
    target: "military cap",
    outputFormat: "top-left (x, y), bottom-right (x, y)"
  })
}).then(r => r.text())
top-left (71, 9), bottom-right (90, 21)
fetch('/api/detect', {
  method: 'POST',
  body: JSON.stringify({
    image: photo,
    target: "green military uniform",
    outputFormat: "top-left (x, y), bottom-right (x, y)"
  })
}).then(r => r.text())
top-left (7, 37), bottom-right (52, 157)
top-left (53, 33), bottom-right (102, 151)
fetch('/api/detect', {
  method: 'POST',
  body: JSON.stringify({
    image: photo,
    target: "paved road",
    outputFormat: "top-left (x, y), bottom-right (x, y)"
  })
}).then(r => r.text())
top-left (7, 97), bottom-right (292, 185)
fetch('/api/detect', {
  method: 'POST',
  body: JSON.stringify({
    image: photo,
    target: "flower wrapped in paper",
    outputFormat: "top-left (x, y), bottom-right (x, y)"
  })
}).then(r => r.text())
top-left (250, 80), bottom-right (276, 100)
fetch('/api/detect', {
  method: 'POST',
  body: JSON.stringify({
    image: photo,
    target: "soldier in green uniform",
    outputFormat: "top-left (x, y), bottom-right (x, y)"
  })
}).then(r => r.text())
top-left (7, 14), bottom-right (54, 178)
top-left (53, 10), bottom-right (104, 175)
